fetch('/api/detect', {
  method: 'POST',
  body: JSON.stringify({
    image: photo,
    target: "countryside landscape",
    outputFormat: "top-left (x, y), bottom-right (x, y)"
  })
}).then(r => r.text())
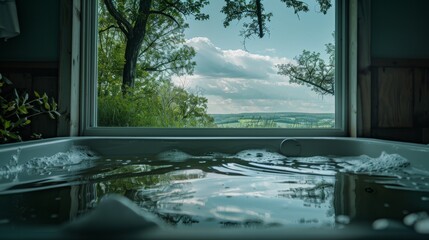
top-left (97, 1), bottom-right (336, 129)
top-left (211, 112), bottom-right (335, 128)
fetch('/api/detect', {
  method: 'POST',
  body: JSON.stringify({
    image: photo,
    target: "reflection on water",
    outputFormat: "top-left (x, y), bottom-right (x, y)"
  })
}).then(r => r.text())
top-left (0, 149), bottom-right (429, 233)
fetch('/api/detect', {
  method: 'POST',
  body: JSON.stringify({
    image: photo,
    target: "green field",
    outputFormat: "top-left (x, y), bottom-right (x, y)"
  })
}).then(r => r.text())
top-left (210, 112), bottom-right (335, 128)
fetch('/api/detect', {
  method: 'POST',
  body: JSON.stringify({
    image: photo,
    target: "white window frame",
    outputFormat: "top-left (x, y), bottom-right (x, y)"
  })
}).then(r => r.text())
top-left (79, 0), bottom-right (353, 137)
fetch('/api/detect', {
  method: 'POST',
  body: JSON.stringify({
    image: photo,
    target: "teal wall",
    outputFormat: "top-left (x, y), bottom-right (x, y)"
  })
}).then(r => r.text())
top-left (371, 0), bottom-right (429, 59)
top-left (0, 0), bottom-right (59, 61)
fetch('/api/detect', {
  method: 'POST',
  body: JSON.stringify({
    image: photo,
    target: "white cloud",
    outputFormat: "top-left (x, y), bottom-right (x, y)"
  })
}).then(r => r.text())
top-left (173, 37), bottom-right (334, 114)
top-left (186, 37), bottom-right (288, 79)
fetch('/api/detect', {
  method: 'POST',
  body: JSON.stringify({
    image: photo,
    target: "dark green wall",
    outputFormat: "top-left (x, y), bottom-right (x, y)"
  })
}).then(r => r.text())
top-left (371, 0), bottom-right (429, 59)
top-left (0, 0), bottom-right (59, 61)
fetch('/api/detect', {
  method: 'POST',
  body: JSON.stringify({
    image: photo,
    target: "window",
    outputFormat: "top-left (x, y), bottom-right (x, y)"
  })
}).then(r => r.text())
top-left (80, 0), bottom-right (348, 137)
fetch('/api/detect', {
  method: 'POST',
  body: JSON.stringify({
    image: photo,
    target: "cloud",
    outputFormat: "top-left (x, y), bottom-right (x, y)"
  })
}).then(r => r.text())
top-left (186, 37), bottom-right (288, 79)
top-left (173, 37), bottom-right (334, 114)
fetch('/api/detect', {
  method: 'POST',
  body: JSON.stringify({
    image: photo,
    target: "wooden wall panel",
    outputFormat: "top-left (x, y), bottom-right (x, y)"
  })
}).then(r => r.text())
top-left (368, 59), bottom-right (429, 143)
top-left (377, 68), bottom-right (413, 128)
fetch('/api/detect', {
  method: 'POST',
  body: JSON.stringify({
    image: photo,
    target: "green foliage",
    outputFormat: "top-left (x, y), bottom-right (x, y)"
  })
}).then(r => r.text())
top-left (221, 0), bottom-right (332, 41)
top-left (100, 0), bottom-right (209, 90)
top-left (98, 0), bottom-right (215, 128)
top-left (277, 42), bottom-right (335, 96)
top-left (98, 0), bottom-right (335, 128)
top-left (222, 0), bottom-right (273, 39)
top-left (281, 0), bottom-right (332, 15)
top-left (220, 0), bottom-right (335, 95)
top-left (98, 79), bottom-right (215, 128)
top-left (98, 91), bottom-right (153, 127)
top-left (0, 74), bottom-right (60, 143)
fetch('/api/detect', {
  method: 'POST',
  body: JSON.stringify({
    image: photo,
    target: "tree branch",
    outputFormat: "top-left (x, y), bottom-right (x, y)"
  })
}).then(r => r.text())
top-left (139, 26), bottom-right (180, 57)
top-left (149, 10), bottom-right (181, 27)
top-left (294, 75), bottom-right (333, 95)
top-left (103, 0), bottom-right (133, 36)
top-left (143, 54), bottom-right (181, 72)
top-left (98, 24), bottom-right (120, 34)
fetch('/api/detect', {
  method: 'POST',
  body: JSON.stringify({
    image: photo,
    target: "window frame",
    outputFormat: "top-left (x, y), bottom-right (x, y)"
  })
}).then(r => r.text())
top-left (80, 0), bottom-right (350, 137)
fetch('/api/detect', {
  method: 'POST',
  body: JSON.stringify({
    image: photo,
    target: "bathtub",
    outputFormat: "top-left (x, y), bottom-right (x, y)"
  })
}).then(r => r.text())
top-left (0, 136), bottom-right (429, 239)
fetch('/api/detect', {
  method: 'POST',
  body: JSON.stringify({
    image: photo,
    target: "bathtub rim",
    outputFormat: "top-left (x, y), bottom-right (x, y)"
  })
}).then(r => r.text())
top-left (1, 136), bottom-right (429, 169)
top-left (1, 136), bottom-right (428, 155)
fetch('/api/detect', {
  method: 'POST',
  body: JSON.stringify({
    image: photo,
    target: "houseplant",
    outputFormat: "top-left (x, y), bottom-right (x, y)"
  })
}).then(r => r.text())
top-left (0, 73), bottom-right (60, 143)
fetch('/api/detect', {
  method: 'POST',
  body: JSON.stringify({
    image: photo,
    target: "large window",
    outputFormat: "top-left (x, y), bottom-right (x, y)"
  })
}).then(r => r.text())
top-left (81, 0), bottom-right (347, 136)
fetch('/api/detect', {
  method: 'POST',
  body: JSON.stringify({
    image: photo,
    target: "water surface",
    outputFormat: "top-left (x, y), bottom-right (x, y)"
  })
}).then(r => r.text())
top-left (1, 147), bottom-right (429, 233)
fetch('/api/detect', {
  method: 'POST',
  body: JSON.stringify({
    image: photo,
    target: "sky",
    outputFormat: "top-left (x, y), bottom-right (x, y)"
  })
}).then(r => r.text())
top-left (172, 0), bottom-right (335, 114)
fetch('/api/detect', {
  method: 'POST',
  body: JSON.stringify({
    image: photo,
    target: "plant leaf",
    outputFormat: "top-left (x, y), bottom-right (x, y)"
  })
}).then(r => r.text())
top-left (18, 105), bottom-right (28, 114)
top-left (23, 93), bottom-right (29, 103)
top-left (4, 120), bottom-right (11, 129)
top-left (1, 75), bottom-right (12, 85)
top-left (51, 100), bottom-right (58, 111)
top-left (14, 89), bottom-right (19, 100)
top-left (44, 102), bottom-right (50, 110)
top-left (6, 103), bottom-right (15, 112)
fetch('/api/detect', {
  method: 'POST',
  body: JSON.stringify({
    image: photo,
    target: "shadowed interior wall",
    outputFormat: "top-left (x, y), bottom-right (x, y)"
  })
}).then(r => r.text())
top-left (366, 0), bottom-right (429, 143)
top-left (371, 0), bottom-right (429, 59)
top-left (0, 0), bottom-right (60, 140)
top-left (0, 0), bottom-right (59, 61)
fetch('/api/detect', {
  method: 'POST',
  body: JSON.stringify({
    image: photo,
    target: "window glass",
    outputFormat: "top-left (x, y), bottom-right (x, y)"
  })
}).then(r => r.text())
top-left (96, 0), bottom-right (337, 130)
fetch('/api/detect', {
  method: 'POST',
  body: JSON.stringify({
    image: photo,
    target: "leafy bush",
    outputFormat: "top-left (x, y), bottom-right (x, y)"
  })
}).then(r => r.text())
top-left (98, 91), bottom-right (156, 127)
top-left (98, 79), bottom-right (215, 128)
top-left (0, 73), bottom-right (60, 143)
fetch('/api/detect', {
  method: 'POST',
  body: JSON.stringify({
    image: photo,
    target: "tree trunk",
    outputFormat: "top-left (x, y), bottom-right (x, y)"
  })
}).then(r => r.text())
top-left (122, 41), bottom-right (140, 92)
top-left (120, 0), bottom-right (152, 95)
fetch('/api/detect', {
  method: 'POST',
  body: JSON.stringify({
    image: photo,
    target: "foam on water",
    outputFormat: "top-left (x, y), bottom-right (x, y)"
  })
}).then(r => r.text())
top-left (233, 150), bottom-right (411, 175)
top-left (335, 151), bottom-right (410, 174)
top-left (153, 149), bottom-right (412, 177)
top-left (25, 146), bottom-right (97, 168)
top-left (0, 146), bottom-right (98, 180)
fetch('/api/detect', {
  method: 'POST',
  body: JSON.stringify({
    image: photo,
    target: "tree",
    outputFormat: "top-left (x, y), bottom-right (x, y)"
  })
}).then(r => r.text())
top-left (155, 81), bottom-right (215, 127)
top-left (102, 0), bottom-right (332, 93)
top-left (221, 0), bottom-right (332, 41)
top-left (220, 0), bottom-right (334, 96)
top-left (277, 42), bottom-right (335, 96)
top-left (98, 0), bottom-right (334, 128)
top-left (98, 1), bottom-right (214, 127)
top-left (102, 0), bottom-right (209, 93)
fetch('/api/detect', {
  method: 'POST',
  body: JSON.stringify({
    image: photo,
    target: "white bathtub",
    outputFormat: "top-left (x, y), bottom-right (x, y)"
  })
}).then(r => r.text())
top-left (0, 136), bottom-right (429, 239)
